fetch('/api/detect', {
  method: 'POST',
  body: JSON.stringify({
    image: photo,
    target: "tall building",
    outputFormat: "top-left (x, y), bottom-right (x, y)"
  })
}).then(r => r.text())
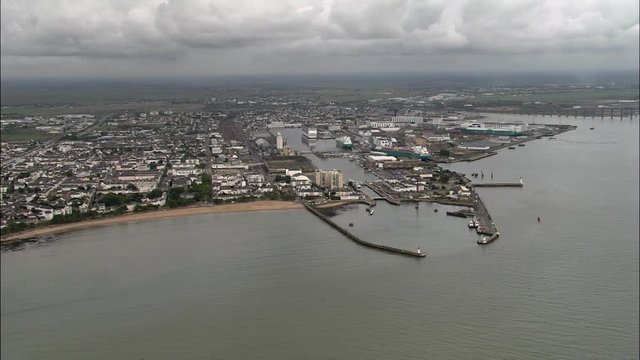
top-left (276, 132), bottom-right (284, 150)
top-left (314, 169), bottom-right (344, 190)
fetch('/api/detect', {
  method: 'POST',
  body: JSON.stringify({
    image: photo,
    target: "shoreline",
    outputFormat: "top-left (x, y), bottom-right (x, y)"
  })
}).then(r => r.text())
top-left (1, 201), bottom-right (303, 243)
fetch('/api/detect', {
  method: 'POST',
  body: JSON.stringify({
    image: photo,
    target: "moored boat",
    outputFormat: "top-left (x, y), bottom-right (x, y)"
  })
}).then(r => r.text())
top-left (336, 136), bottom-right (353, 150)
top-left (374, 145), bottom-right (431, 161)
top-left (302, 127), bottom-right (317, 139)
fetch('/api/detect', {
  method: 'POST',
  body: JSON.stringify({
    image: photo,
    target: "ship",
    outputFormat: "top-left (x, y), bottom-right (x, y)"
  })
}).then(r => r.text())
top-left (462, 122), bottom-right (525, 136)
top-left (302, 127), bottom-right (317, 139)
top-left (336, 136), bottom-right (353, 150)
top-left (373, 145), bottom-right (431, 161)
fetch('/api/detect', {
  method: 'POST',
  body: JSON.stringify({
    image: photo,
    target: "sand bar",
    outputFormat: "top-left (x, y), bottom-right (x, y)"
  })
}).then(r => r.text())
top-left (1, 201), bottom-right (303, 243)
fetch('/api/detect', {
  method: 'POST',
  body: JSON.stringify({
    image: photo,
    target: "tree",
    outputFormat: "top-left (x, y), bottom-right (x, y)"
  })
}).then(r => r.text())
top-left (64, 170), bottom-right (73, 177)
top-left (148, 162), bottom-right (158, 170)
top-left (126, 183), bottom-right (138, 191)
top-left (17, 172), bottom-right (30, 179)
top-left (100, 192), bottom-right (128, 207)
top-left (147, 189), bottom-right (163, 199)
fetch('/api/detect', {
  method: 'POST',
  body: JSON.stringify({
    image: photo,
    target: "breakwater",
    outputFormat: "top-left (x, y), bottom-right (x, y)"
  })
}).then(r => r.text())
top-left (303, 203), bottom-right (426, 258)
top-left (471, 189), bottom-right (499, 238)
top-left (473, 183), bottom-right (523, 187)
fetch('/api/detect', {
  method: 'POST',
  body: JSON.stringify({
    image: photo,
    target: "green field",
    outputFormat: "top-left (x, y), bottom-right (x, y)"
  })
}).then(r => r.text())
top-left (1, 128), bottom-right (61, 142)
top-left (1, 101), bottom-right (206, 117)
top-left (477, 87), bottom-right (639, 104)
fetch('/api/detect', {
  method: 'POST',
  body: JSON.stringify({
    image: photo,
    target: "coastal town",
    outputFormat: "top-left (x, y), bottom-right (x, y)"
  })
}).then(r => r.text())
top-left (2, 85), bottom-right (638, 251)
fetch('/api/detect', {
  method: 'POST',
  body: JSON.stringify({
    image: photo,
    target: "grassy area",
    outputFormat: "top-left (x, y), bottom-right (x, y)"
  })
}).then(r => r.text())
top-left (477, 87), bottom-right (639, 104)
top-left (1, 101), bottom-right (206, 117)
top-left (0, 128), bottom-right (61, 142)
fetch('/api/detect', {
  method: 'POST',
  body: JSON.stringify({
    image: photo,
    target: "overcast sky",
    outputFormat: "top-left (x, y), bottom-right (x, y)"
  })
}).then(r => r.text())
top-left (1, 0), bottom-right (638, 78)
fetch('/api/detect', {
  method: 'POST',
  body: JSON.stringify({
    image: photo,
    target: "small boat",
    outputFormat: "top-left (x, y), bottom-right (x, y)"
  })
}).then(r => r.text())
top-left (589, 127), bottom-right (594, 130)
top-left (548, 137), bottom-right (556, 139)
top-left (518, 144), bottom-right (525, 147)
top-left (508, 146), bottom-right (516, 150)
top-left (434, 208), bottom-right (438, 213)
top-left (478, 236), bottom-right (488, 244)
top-left (349, 222), bottom-right (354, 227)
top-left (476, 226), bottom-right (483, 234)
top-left (369, 210), bottom-right (374, 215)
top-left (415, 204), bottom-right (419, 209)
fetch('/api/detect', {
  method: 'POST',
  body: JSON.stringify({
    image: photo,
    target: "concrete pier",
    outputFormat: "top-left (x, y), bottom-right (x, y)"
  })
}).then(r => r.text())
top-left (470, 189), bottom-right (499, 242)
top-left (362, 183), bottom-right (401, 205)
top-left (473, 183), bottom-right (523, 187)
top-left (303, 203), bottom-right (426, 258)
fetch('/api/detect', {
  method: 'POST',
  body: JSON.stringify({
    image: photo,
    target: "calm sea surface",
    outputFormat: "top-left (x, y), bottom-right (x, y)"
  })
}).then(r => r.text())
top-left (2, 115), bottom-right (638, 359)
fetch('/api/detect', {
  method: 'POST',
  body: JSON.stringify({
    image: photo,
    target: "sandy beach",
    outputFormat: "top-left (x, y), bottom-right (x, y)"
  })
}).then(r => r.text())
top-left (1, 201), bottom-right (303, 243)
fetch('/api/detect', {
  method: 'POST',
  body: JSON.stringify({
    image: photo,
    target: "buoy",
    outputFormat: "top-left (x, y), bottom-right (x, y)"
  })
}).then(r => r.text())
top-left (537, 216), bottom-right (541, 223)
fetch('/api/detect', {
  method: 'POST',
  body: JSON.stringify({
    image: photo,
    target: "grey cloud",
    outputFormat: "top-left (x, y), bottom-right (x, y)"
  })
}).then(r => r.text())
top-left (1, 0), bottom-right (638, 76)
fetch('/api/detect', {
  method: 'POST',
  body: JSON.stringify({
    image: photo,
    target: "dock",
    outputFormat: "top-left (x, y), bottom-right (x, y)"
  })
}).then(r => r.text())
top-left (303, 203), bottom-right (426, 258)
top-left (473, 183), bottom-right (523, 187)
top-left (362, 183), bottom-right (401, 205)
top-left (470, 189), bottom-right (500, 244)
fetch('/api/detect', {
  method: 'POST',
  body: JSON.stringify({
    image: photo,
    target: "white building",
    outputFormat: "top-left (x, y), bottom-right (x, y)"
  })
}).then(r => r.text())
top-left (372, 137), bottom-right (397, 148)
top-left (390, 116), bottom-right (423, 124)
top-left (276, 132), bottom-right (284, 150)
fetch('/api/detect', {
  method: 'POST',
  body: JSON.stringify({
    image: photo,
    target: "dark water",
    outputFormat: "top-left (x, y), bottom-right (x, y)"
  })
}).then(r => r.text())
top-left (278, 128), bottom-right (378, 182)
top-left (2, 115), bottom-right (638, 359)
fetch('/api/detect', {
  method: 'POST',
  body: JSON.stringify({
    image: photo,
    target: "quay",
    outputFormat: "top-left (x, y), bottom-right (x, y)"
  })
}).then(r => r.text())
top-left (473, 183), bottom-right (523, 188)
top-left (303, 203), bottom-right (426, 258)
top-left (470, 189), bottom-right (500, 244)
top-left (362, 183), bottom-right (401, 205)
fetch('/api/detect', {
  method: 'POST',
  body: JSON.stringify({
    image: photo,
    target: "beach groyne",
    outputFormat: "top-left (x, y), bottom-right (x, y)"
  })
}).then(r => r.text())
top-left (303, 203), bottom-right (426, 258)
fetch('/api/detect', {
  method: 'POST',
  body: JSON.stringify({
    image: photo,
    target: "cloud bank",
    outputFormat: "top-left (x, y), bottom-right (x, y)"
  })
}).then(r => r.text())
top-left (1, 0), bottom-right (638, 77)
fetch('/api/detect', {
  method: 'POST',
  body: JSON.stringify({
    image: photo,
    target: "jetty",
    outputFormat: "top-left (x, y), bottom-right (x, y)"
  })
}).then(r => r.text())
top-left (362, 183), bottom-right (401, 205)
top-left (303, 203), bottom-right (426, 258)
top-left (473, 183), bottom-right (523, 188)
top-left (471, 189), bottom-right (499, 244)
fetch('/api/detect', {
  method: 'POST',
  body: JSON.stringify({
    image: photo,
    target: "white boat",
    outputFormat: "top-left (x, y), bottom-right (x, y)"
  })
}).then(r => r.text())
top-left (302, 127), bottom-right (317, 139)
top-left (336, 136), bottom-right (353, 149)
top-left (468, 216), bottom-right (478, 228)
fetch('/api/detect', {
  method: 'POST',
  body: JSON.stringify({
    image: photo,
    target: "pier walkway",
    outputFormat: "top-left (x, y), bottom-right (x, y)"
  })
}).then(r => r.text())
top-left (471, 189), bottom-right (499, 242)
top-left (303, 203), bottom-right (426, 258)
top-left (473, 183), bottom-right (523, 187)
top-left (362, 183), bottom-right (401, 205)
